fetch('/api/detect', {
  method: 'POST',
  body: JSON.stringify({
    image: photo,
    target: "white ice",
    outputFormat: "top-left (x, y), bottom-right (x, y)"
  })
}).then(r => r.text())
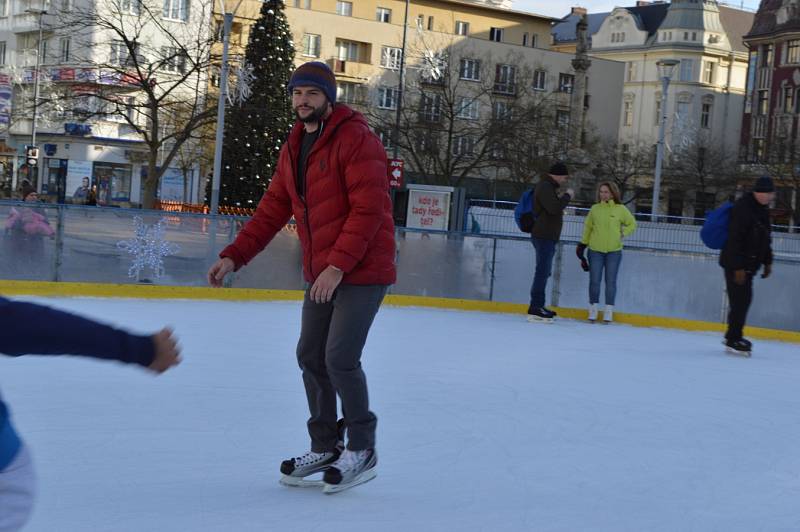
top-left (2, 297), bottom-right (799, 531)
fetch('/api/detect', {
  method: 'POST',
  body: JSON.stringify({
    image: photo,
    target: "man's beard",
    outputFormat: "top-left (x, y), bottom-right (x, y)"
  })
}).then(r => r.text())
top-left (294, 103), bottom-right (328, 123)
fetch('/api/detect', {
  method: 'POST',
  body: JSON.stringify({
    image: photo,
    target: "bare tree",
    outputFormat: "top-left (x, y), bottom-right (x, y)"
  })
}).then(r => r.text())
top-left (49, 0), bottom-right (217, 208)
top-left (586, 138), bottom-right (652, 205)
top-left (756, 134), bottom-right (800, 228)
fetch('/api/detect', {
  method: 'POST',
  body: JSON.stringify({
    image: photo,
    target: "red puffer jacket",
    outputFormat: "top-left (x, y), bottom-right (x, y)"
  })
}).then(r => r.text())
top-left (220, 105), bottom-right (397, 285)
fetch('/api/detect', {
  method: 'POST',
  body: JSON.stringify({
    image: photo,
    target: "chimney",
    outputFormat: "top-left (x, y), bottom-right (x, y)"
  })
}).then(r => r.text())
top-left (571, 7), bottom-right (587, 16)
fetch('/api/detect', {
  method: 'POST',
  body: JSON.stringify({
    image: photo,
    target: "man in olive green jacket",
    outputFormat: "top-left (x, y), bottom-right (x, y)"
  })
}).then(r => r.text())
top-left (528, 162), bottom-right (573, 322)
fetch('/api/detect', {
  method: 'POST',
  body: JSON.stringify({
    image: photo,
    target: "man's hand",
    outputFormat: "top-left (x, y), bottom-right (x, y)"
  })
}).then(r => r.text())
top-left (734, 269), bottom-right (747, 285)
top-left (207, 257), bottom-right (235, 287)
top-left (761, 263), bottom-right (772, 279)
top-left (149, 327), bottom-right (182, 374)
top-left (310, 265), bottom-right (344, 304)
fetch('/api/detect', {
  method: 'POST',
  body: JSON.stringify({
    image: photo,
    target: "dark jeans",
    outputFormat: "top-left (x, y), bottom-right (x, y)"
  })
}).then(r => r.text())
top-left (296, 284), bottom-right (387, 452)
top-left (588, 249), bottom-right (623, 305)
top-left (724, 269), bottom-right (753, 341)
top-left (529, 237), bottom-right (557, 309)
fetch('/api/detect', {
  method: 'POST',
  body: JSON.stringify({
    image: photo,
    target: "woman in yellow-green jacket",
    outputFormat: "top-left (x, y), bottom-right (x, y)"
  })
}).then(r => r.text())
top-left (576, 182), bottom-right (637, 323)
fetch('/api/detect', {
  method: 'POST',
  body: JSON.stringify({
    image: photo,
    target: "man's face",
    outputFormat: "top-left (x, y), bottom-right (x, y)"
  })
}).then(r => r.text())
top-left (550, 174), bottom-right (568, 186)
top-left (292, 86), bottom-right (330, 123)
top-left (754, 191), bottom-right (774, 205)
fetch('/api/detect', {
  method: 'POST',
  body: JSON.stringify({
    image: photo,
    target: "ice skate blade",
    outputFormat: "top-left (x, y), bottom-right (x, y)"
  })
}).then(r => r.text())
top-left (526, 315), bottom-right (554, 324)
top-left (602, 320), bottom-right (611, 325)
top-left (279, 474), bottom-right (324, 488)
top-left (322, 468), bottom-right (377, 494)
top-left (725, 347), bottom-right (751, 357)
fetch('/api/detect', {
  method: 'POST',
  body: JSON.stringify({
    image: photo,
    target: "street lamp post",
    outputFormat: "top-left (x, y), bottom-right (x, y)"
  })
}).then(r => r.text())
top-left (210, 9), bottom-right (234, 215)
top-left (652, 58), bottom-right (679, 222)
top-left (391, 0), bottom-right (410, 160)
top-left (26, 7), bottom-right (47, 190)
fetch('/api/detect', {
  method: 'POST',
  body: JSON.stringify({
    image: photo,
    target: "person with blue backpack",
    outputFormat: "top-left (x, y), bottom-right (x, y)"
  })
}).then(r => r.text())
top-left (715, 176), bottom-right (774, 356)
top-left (526, 162), bottom-right (573, 323)
top-left (0, 297), bottom-right (181, 531)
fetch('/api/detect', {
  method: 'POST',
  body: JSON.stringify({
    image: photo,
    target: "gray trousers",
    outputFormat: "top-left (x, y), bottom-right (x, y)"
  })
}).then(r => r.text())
top-left (297, 284), bottom-right (386, 453)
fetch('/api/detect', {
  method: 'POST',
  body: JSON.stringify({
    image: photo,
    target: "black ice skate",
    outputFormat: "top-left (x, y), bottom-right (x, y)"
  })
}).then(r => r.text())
top-left (527, 307), bottom-right (555, 323)
top-left (279, 419), bottom-right (345, 488)
top-left (322, 449), bottom-right (377, 494)
top-left (724, 338), bottom-right (752, 357)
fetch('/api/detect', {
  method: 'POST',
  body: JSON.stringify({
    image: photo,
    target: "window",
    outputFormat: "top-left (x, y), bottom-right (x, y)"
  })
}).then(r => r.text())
top-left (163, 0), bottom-right (188, 21)
top-left (456, 97), bottom-right (479, 119)
top-left (380, 47), bottom-right (402, 70)
top-left (337, 82), bottom-right (364, 104)
top-left (0, 42), bottom-right (5, 65)
top-left (120, 0), bottom-right (140, 14)
top-left (623, 100), bottom-right (633, 127)
top-left (336, 1), bottom-right (351, 16)
top-left (419, 94), bottom-right (441, 122)
top-left (533, 70), bottom-right (546, 90)
top-left (530, 34), bottom-right (538, 48)
top-left (301, 34), bottom-right (321, 57)
top-left (377, 129), bottom-right (394, 149)
top-left (453, 136), bottom-right (474, 157)
top-left (701, 102), bottom-right (712, 128)
top-left (106, 96), bottom-right (136, 123)
top-left (495, 64), bottom-right (516, 94)
top-left (611, 32), bottom-right (626, 43)
top-left (558, 73), bottom-right (574, 93)
top-left (522, 33), bottom-right (528, 47)
top-left (679, 59), bottom-right (693, 81)
top-left (377, 87), bottom-right (398, 109)
top-left (757, 90), bottom-right (768, 115)
top-left (459, 58), bottom-right (480, 81)
top-left (162, 47), bottom-right (187, 73)
top-left (626, 61), bottom-right (636, 82)
top-left (692, 32), bottom-right (697, 41)
top-left (702, 61), bottom-right (714, 84)
top-left (336, 40), bottom-right (360, 62)
top-left (784, 86), bottom-right (794, 112)
top-left (60, 0), bottom-right (72, 11)
top-left (376, 7), bottom-right (391, 23)
top-left (556, 110), bottom-right (570, 129)
top-left (492, 100), bottom-right (512, 120)
top-left (110, 41), bottom-right (130, 65)
top-left (41, 39), bottom-right (48, 64)
top-left (60, 37), bottom-right (70, 62)
top-left (489, 27), bottom-right (503, 42)
top-left (684, 31), bottom-right (689, 40)
top-left (455, 21), bottom-right (469, 36)
top-left (761, 44), bottom-right (773, 67)
top-left (0, 0), bottom-right (6, 16)
top-left (787, 40), bottom-right (800, 64)
top-left (417, 14), bottom-right (424, 28)
top-left (427, 16), bottom-right (433, 30)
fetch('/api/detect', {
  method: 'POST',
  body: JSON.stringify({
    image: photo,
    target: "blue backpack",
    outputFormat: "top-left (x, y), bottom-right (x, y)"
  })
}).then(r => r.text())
top-left (514, 188), bottom-right (536, 233)
top-left (700, 201), bottom-right (733, 249)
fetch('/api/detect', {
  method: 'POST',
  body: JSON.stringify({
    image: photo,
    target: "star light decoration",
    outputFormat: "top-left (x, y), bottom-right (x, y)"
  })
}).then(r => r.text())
top-left (116, 217), bottom-right (179, 281)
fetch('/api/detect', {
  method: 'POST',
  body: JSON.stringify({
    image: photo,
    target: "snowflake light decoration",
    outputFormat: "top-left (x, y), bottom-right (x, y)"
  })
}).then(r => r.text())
top-left (229, 60), bottom-right (255, 105)
top-left (116, 217), bottom-right (179, 280)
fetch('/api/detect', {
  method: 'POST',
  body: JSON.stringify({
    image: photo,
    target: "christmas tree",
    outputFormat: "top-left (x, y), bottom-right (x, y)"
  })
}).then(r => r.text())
top-left (219, 0), bottom-right (295, 207)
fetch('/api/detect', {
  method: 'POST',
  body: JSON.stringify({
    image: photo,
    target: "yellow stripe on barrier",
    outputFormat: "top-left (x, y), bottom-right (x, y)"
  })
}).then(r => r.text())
top-left (2, 280), bottom-right (798, 344)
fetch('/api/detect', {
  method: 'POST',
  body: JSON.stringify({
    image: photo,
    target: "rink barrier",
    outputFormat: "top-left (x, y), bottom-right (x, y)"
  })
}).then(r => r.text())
top-left (2, 280), bottom-right (799, 345)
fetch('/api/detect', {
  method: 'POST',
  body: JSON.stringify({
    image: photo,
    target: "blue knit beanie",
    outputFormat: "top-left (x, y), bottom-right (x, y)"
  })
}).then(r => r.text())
top-left (753, 175), bottom-right (775, 193)
top-left (288, 61), bottom-right (337, 104)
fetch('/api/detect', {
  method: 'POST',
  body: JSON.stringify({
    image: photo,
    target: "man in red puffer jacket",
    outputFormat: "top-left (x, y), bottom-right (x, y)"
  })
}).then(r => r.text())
top-left (208, 61), bottom-right (395, 494)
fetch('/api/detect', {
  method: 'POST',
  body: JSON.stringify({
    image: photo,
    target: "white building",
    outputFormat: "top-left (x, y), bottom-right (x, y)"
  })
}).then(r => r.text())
top-left (0, 0), bottom-right (212, 206)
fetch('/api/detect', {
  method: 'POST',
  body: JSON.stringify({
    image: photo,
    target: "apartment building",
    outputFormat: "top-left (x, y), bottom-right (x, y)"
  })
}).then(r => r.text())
top-left (213, 0), bottom-right (625, 198)
top-left (0, 0), bottom-right (211, 205)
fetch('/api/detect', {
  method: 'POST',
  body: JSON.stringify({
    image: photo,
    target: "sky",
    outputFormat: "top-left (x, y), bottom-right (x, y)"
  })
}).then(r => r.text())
top-left (515, 0), bottom-right (762, 19)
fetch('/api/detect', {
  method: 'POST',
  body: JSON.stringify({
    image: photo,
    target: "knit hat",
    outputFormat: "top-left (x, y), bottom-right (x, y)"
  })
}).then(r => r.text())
top-left (548, 161), bottom-right (569, 176)
top-left (753, 175), bottom-right (775, 193)
top-left (20, 182), bottom-right (35, 200)
top-left (288, 61), bottom-right (337, 104)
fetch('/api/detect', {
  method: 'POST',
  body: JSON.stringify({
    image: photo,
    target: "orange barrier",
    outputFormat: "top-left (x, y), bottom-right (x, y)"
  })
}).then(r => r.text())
top-left (155, 200), bottom-right (256, 217)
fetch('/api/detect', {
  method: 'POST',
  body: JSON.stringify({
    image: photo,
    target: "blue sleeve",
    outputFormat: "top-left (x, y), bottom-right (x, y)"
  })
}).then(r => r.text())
top-left (0, 297), bottom-right (155, 367)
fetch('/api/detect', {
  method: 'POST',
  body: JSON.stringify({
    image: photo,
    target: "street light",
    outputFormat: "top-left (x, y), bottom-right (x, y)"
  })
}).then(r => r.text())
top-left (652, 58), bottom-right (679, 222)
top-left (25, 7), bottom-right (47, 190)
top-left (210, 0), bottom-right (243, 215)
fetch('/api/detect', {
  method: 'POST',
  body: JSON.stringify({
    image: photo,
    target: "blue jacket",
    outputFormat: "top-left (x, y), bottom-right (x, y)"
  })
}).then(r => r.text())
top-left (0, 297), bottom-right (155, 471)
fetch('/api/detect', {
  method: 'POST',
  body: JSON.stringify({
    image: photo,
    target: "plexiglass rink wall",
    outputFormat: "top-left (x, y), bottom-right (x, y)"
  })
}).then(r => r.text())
top-left (1, 203), bottom-right (798, 332)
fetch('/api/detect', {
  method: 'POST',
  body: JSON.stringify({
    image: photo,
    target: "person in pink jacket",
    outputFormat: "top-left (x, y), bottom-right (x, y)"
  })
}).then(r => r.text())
top-left (4, 184), bottom-right (55, 278)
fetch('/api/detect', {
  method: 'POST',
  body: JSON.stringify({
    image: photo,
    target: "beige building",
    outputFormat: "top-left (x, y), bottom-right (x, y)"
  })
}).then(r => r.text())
top-left (214, 0), bottom-right (625, 199)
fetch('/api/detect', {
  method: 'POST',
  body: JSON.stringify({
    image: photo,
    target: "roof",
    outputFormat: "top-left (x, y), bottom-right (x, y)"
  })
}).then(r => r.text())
top-left (745, 0), bottom-right (800, 40)
top-left (441, 0), bottom-right (561, 22)
top-left (552, 3), bottom-right (752, 53)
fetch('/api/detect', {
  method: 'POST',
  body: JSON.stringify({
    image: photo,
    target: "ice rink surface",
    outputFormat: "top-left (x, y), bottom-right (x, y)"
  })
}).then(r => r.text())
top-left (2, 297), bottom-right (799, 531)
